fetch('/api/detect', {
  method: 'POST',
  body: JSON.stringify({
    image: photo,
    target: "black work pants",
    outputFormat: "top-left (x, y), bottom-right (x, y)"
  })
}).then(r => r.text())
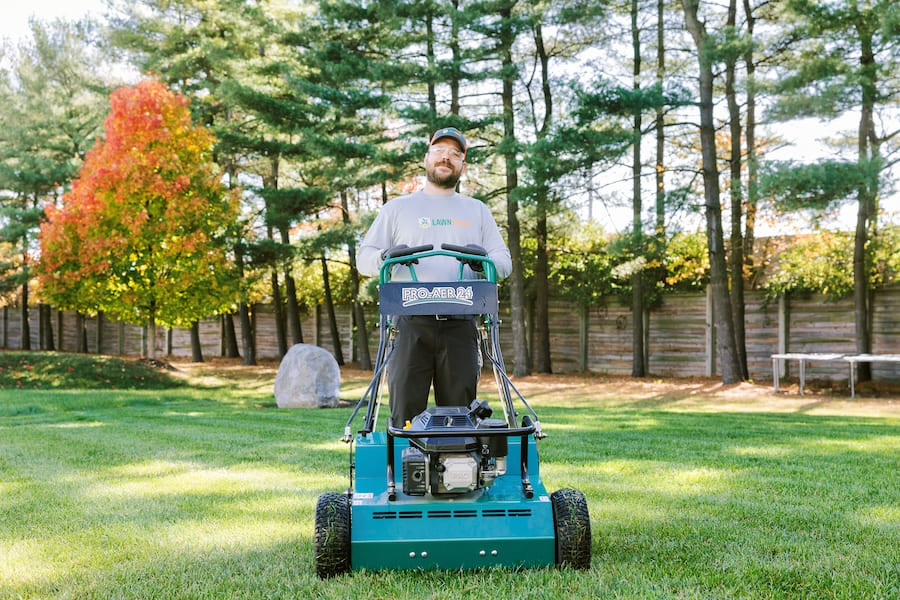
top-left (388, 315), bottom-right (480, 428)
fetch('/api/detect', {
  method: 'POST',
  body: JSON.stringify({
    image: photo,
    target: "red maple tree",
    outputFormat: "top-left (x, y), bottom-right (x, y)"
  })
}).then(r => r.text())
top-left (39, 80), bottom-right (241, 358)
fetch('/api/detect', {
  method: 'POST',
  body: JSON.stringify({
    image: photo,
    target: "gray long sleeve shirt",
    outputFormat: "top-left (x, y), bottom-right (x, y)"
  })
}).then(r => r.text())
top-left (357, 190), bottom-right (512, 282)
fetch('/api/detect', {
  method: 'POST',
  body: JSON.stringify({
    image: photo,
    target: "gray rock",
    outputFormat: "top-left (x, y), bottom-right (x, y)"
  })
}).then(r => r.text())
top-left (274, 344), bottom-right (341, 408)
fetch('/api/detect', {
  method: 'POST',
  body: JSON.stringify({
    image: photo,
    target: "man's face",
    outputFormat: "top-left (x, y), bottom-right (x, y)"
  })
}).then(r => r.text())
top-left (424, 138), bottom-right (466, 189)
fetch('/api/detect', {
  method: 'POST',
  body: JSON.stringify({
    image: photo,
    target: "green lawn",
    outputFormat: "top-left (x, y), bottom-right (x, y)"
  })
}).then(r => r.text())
top-left (1, 355), bottom-right (898, 599)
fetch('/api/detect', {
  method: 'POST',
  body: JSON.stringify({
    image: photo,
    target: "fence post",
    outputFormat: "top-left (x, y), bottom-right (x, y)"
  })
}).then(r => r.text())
top-left (705, 285), bottom-right (716, 376)
top-left (778, 293), bottom-right (789, 377)
top-left (96, 312), bottom-right (104, 354)
top-left (348, 304), bottom-right (355, 361)
top-left (578, 305), bottom-right (588, 372)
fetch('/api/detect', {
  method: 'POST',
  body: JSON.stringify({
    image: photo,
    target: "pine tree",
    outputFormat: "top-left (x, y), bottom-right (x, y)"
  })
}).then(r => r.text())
top-left (0, 19), bottom-right (109, 351)
top-left (683, 0), bottom-right (743, 384)
top-left (766, 0), bottom-right (899, 381)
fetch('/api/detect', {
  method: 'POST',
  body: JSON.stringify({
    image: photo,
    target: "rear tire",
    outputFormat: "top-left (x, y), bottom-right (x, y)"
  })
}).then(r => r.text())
top-left (314, 492), bottom-right (351, 578)
top-left (551, 488), bottom-right (591, 569)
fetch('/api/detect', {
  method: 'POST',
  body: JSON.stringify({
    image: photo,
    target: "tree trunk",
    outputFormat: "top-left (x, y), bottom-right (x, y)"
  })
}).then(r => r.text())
top-left (655, 0), bottom-right (666, 247)
top-left (75, 312), bottom-right (86, 354)
top-left (499, 1), bottom-right (529, 377)
top-left (533, 21), bottom-right (552, 374)
top-left (222, 313), bottom-right (240, 358)
top-left (271, 268), bottom-right (288, 358)
top-left (281, 226), bottom-right (303, 345)
top-left (534, 209), bottom-right (551, 373)
top-left (852, 21), bottom-right (879, 382)
top-left (725, 0), bottom-right (749, 379)
top-left (342, 190), bottom-right (371, 370)
top-left (39, 303), bottom-right (55, 351)
top-left (239, 302), bottom-right (255, 366)
top-left (20, 278), bottom-right (30, 351)
top-left (425, 11), bottom-right (437, 115)
top-left (235, 246), bottom-right (256, 366)
top-left (683, 0), bottom-right (742, 384)
top-left (450, 0), bottom-right (461, 115)
top-left (742, 0), bottom-right (758, 279)
top-left (147, 311), bottom-right (157, 360)
top-left (190, 321), bottom-right (204, 362)
top-left (321, 255), bottom-right (344, 365)
top-left (631, 0), bottom-right (646, 378)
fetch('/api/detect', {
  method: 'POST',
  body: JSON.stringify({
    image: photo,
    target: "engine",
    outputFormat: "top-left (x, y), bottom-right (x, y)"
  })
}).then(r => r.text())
top-left (401, 400), bottom-right (509, 496)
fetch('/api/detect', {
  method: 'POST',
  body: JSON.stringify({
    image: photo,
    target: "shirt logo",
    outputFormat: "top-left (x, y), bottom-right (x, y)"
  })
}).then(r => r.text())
top-left (418, 216), bottom-right (473, 228)
top-left (401, 286), bottom-right (475, 307)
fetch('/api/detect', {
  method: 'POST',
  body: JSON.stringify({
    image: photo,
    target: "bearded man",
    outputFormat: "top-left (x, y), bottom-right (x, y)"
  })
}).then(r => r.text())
top-left (357, 127), bottom-right (512, 428)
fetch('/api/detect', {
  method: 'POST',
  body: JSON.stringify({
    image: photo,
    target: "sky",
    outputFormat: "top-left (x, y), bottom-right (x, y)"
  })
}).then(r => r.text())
top-left (1, 0), bottom-right (107, 43)
top-left (3, 1), bottom-right (894, 234)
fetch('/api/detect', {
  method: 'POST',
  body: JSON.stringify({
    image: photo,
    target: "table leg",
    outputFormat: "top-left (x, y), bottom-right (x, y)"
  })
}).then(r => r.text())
top-left (773, 358), bottom-right (779, 392)
top-left (799, 359), bottom-right (805, 395)
top-left (849, 361), bottom-right (855, 399)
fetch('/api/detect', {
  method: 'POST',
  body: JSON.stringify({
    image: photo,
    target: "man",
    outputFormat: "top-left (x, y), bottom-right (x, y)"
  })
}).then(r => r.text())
top-left (357, 127), bottom-right (512, 428)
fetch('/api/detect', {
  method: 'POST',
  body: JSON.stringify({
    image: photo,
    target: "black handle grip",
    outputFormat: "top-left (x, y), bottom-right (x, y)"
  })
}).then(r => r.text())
top-left (386, 244), bottom-right (434, 259)
top-left (441, 243), bottom-right (487, 256)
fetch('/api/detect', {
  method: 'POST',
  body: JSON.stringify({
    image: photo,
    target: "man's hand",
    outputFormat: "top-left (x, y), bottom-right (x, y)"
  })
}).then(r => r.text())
top-left (463, 244), bottom-right (487, 273)
top-left (381, 244), bottom-right (418, 265)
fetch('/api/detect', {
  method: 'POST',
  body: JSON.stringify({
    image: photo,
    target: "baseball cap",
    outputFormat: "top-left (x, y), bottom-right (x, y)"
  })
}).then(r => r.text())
top-left (429, 127), bottom-right (467, 154)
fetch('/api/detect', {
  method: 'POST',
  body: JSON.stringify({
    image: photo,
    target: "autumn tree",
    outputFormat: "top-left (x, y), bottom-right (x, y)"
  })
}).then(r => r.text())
top-left (38, 80), bottom-right (241, 360)
top-left (107, 0), bottom-right (302, 364)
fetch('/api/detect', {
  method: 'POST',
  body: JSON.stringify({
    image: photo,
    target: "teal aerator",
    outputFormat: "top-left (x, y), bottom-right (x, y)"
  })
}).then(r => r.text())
top-left (314, 244), bottom-right (591, 577)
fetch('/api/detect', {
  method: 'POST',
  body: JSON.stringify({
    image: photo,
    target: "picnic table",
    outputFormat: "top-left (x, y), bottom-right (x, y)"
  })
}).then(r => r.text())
top-left (771, 353), bottom-right (848, 396)
top-left (772, 352), bottom-right (900, 398)
top-left (843, 354), bottom-right (900, 398)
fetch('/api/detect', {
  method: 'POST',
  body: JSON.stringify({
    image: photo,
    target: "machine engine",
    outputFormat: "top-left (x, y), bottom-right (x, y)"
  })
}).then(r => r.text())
top-left (401, 400), bottom-right (509, 496)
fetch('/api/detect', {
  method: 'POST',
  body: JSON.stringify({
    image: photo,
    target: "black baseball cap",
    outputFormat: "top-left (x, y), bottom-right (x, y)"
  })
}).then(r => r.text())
top-left (429, 127), bottom-right (467, 154)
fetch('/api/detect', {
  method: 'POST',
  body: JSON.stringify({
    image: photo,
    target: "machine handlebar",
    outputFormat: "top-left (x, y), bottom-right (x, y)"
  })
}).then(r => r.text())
top-left (440, 242), bottom-right (487, 256)
top-left (383, 244), bottom-right (434, 260)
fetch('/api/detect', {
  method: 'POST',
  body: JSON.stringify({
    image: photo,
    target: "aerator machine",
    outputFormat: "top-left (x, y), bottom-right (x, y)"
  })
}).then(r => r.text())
top-left (314, 244), bottom-right (591, 577)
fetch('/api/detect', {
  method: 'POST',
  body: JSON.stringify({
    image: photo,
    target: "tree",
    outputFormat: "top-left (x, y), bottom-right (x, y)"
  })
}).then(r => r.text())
top-left (107, 0), bottom-right (302, 364)
top-left (766, 0), bottom-right (899, 382)
top-left (494, 0), bottom-right (531, 377)
top-left (0, 19), bottom-right (110, 351)
top-left (38, 80), bottom-right (241, 360)
top-left (515, 0), bottom-right (614, 374)
top-left (682, 0), bottom-right (743, 384)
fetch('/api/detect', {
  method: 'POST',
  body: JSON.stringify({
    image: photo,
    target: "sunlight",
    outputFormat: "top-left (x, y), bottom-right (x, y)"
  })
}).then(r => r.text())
top-left (732, 445), bottom-right (791, 458)
top-left (0, 537), bottom-right (66, 589)
top-left (155, 517), bottom-right (307, 555)
top-left (639, 464), bottom-right (735, 496)
top-left (853, 505), bottom-right (900, 531)
top-left (90, 460), bottom-right (332, 499)
top-left (48, 421), bottom-right (106, 429)
top-left (544, 459), bottom-right (735, 497)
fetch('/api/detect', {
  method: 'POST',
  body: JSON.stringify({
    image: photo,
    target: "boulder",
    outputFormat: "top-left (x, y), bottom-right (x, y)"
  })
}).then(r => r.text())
top-left (274, 344), bottom-right (341, 408)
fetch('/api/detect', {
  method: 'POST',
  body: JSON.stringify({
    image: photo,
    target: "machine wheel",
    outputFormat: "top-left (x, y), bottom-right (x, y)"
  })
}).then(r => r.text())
top-left (551, 488), bottom-right (592, 570)
top-left (314, 492), bottom-right (351, 578)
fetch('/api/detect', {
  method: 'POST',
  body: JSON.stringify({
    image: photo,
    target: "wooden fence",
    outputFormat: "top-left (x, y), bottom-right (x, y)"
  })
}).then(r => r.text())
top-left (2, 285), bottom-right (898, 383)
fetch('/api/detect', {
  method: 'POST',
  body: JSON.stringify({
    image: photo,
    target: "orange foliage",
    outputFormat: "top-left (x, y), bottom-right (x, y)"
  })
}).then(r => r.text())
top-left (39, 80), bottom-right (240, 326)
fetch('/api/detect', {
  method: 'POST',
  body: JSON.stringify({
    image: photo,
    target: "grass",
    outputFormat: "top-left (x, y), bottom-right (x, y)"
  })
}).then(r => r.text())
top-left (1, 354), bottom-right (898, 599)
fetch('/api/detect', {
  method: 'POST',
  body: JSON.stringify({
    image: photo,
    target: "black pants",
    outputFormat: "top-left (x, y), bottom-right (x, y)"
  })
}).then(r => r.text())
top-left (388, 315), bottom-right (480, 428)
